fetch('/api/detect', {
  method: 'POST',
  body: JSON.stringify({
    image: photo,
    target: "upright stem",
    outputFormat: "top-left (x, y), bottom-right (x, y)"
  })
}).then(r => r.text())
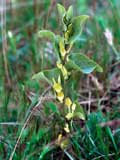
top-left (0, 0), bottom-right (11, 89)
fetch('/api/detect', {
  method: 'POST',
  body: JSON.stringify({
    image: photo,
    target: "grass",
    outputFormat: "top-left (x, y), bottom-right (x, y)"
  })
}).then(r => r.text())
top-left (0, 0), bottom-right (120, 159)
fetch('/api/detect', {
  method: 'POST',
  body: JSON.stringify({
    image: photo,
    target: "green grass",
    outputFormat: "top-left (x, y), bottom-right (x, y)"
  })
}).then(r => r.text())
top-left (0, 0), bottom-right (120, 159)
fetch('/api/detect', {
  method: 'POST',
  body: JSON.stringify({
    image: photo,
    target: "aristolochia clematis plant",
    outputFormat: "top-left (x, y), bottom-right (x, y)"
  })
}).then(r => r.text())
top-left (32, 3), bottom-right (103, 149)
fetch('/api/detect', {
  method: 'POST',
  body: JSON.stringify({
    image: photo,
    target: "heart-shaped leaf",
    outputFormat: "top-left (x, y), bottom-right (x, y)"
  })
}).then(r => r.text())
top-left (66, 53), bottom-right (103, 74)
top-left (66, 5), bottom-right (73, 21)
top-left (37, 30), bottom-right (55, 42)
top-left (70, 15), bottom-right (89, 43)
top-left (37, 30), bottom-right (62, 60)
top-left (57, 3), bottom-right (66, 18)
top-left (32, 68), bottom-right (61, 85)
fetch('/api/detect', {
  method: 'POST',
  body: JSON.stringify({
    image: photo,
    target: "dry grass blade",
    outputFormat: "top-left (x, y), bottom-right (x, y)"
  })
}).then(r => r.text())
top-left (0, 0), bottom-right (11, 89)
top-left (9, 86), bottom-right (51, 160)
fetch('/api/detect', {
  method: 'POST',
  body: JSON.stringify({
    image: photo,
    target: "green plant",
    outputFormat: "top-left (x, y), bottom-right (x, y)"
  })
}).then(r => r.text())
top-left (32, 3), bottom-right (103, 149)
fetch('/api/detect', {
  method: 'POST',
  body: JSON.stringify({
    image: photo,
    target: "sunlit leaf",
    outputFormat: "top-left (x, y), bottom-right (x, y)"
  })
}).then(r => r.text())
top-left (37, 30), bottom-right (55, 42)
top-left (74, 102), bottom-right (86, 120)
top-left (59, 38), bottom-right (66, 58)
top-left (57, 3), bottom-right (66, 18)
top-left (32, 68), bottom-right (61, 84)
top-left (66, 5), bottom-right (73, 21)
top-left (60, 139), bottom-right (70, 150)
top-left (66, 53), bottom-right (103, 74)
top-left (70, 15), bottom-right (89, 43)
top-left (37, 31), bottom-right (61, 60)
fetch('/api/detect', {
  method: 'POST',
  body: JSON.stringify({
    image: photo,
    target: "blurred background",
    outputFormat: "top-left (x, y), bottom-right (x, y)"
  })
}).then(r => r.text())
top-left (0, 0), bottom-right (120, 159)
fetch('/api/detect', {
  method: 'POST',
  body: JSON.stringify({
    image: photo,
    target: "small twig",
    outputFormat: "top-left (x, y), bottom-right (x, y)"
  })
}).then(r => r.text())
top-left (92, 0), bottom-right (97, 12)
top-left (89, 74), bottom-right (103, 92)
top-left (93, 153), bottom-right (115, 160)
top-left (9, 86), bottom-right (51, 160)
top-left (79, 97), bottom-right (108, 105)
top-left (43, 0), bottom-right (56, 28)
top-left (110, 61), bottom-right (120, 68)
top-left (78, 88), bottom-right (99, 93)
top-left (98, 90), bottom-right (108, 108)
top-left (33, 0), bottom-right (39, 32)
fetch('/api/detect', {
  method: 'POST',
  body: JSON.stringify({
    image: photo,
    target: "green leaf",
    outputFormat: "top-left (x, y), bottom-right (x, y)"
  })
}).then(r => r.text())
top-left (37, 128), bottom-right (48, 142)
top-left (60, 138), bottom-right (70, 150)
top-left (37, 30), bottom-right (61, 60)
top-left (73, 102), bottom-right (86, 120)
top-left (57, 3), bottom-right (66, 18)
top-left (39, 146), bottom-right (52, 160)
top-left (106, 127), bottom-right (118, 152)
top-left (66, 5), bottom-right (73, 21)
top-left (32, 68), bottom-right (61, 84)
top-left (66, 53), bottom-right (103, 74)
top-left (37, 30), bottom-right (55, 42)
top-left (70, 15), bottom-right (89, 43)
top-left (46, 102), bottom-right (59, 114)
